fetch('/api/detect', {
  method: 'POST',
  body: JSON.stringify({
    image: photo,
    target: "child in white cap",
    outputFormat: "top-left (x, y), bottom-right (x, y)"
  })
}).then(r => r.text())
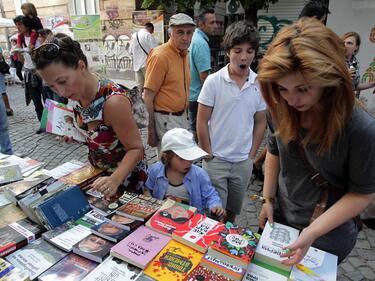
top-left (144, 128), bottom-right (225, 219)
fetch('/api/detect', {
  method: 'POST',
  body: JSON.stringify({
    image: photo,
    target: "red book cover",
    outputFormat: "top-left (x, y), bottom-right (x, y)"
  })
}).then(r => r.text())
top-left (210, 222), bottom-right (258, 266)
top-left (146, 199), bottom-right (197, 236)
top-left (184, 265), bottom-right (235, 281)
top-left (116, 195), bottom-right (163, 221)
top-left (172, 214), bottom-right (225, 253)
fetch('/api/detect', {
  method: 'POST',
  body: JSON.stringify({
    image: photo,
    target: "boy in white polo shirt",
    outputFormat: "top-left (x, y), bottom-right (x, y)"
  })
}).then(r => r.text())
top-left (197, 21), bottom-right (267, 223)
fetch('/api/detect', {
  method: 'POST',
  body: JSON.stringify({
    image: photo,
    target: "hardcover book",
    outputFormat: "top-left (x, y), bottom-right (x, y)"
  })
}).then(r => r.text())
top-left (116, 195), bottom-right (164, 221)
top-left (103, 213), bottom-right (143, 231)
top-left (0, 257), bottom-right (30, 281)
top-left (184, 264), bottom-right (235, 281)
top-left (200, 247), bottom-right (246, 281)
top-left (242, 262), bottom-right (288, 281)
top-left (289, 246), bottom-right (338, 281)
top-left (0, 165), bottom-right (23, 185)
top-left (172, 214), bottom-right (225, 253)
top-left (72, 234), bottom-right (114, 263)
top-left (254, 221), bottom-right (299, 274)
top-left (0, 218), bottom-right (45, 258)
top-left (145, 199), bottom-right (197, 236)
top-left (58, 163), bottom-right (105, 186)
top-left (42, 221), bottom-right (92, 252)
top-left (81, 256), bottom-right (142, 281)
top-left (110, 226), bottom-right (171, 269)
top-left (90, 221), bottom-right (131, 243)
top-left (210, 222), bottom-right (258, 268)
top-left (86, 194), bottom-right (122, 216)
top-left (5, 238), bottom-right (67, 280)
top-left (143, 239), bottom-right (203, 281)
top-left (38, 253), bottom-right (98, 281)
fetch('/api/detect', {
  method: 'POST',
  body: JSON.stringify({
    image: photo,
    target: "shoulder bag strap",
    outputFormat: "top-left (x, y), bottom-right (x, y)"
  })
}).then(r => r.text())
top-left (136, 31), bottom-right (149, 56)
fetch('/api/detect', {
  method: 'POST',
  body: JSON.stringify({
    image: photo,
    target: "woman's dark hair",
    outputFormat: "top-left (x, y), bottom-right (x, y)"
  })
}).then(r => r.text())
top-left (299, 0), bottom-right (330, 20)
top-left (222, 20), bottom-right (260, 52)
top-left (38, 28), bottom-right (52, 38)
top-left (32, 33), bottom-right (88, 70)
top-left (13, 15), bottom-right (33, 32)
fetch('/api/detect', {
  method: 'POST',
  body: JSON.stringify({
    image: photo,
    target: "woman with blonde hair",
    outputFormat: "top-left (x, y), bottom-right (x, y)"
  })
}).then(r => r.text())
top-left (257, 18), bottom-right (375, 264)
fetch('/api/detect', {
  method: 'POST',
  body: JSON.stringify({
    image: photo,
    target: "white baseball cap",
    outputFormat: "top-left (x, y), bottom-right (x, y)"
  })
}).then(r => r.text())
top-left (161, 128), bottom-right (208, 161)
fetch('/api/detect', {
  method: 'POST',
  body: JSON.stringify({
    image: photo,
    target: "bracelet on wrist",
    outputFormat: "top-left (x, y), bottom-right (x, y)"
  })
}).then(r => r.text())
top-left (249, 194), bottom-right (275, 204)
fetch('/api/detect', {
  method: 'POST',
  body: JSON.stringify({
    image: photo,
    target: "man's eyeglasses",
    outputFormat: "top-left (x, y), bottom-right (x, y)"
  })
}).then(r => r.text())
top-left (32, 43), bottom-right (69, 60)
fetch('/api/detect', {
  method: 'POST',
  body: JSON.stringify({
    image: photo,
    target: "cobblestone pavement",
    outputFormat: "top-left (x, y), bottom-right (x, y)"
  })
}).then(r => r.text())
top-left (5, 84), bottom-right (375, 280)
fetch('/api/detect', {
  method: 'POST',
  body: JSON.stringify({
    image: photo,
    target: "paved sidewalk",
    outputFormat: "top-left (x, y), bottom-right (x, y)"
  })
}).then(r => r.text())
top-left (4, 84), bottom-right (375, 280)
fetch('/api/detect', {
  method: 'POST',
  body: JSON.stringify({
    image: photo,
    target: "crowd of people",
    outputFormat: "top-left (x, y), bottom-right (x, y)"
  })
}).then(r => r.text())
top-left (1, 0), bottom-right (375, 266)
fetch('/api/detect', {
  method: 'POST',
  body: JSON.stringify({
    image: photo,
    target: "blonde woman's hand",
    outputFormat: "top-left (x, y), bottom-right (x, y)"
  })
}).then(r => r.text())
top-left (258, 202), bottom-right (274, 229)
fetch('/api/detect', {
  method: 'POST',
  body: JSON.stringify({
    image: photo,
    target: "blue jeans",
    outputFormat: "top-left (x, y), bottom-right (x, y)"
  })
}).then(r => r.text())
top-left (0, 97), bottom-right (13, 154)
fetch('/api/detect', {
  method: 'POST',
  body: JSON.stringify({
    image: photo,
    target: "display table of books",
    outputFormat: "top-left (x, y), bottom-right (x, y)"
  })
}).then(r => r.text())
top-left (0, 153), bottom-right (338, 281)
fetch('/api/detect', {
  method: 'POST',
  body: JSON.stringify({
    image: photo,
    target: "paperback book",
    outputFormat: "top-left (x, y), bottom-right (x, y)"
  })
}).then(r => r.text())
top-left (172, 213), bottom-right (225, 253)
top-left (75, 210), bottom-right (105, 229)
top-left (38, 253), bottom-right (98, 281)
top-left (242, 262), bottom-right (288, 281)
top-left (58, 163), bottom-right (105, 187)
top-left (0, 257), bottom-right (30, 281)
top-left (103, 213), bottom-right (143, 231)
top-left (90, 221), bottom-right (131, 243)
top-left (116, 195), bottom-right (163, 221)
top-left (5, 238), bottom-right (67, 280)
top-left (110, 225), bottom-right (171, 269)
top-left (86, 194), bottom-right (122, 216)
top-left (145, 199), bottom-right (197, 236)
top-left (82, 256), bottom-right (142, 281)
top-left (143, 239), bottom-right (203, 281)
top-left (185, 264), bottom-right (235, 281)
top-left (72, 234), bottom-right (114, 263)
top-left (44, 161), bottom-right (84, 179)
top-left (0, 165), bottom-right (23, 185)
top-left (0, 155), bottom-right (43, 176)
top-left (119, 191), bottom-right (140, 205)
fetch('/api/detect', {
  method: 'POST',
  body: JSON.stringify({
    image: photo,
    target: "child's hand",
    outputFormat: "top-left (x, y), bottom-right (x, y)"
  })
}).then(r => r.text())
top-left (210, 206), bottom-right (226, 219)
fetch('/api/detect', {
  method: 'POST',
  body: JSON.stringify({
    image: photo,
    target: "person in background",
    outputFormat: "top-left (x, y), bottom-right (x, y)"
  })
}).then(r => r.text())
top-left (0, 48), bottom-right (13, 116)
top-left (0, 97), bottom-right (13, 154)
top-left (10, 38), bottom-right (24, 84)
top-left (197, 21), bottom-right (267, 223)
top-left (298, 0), bottom-right (330, 24)
top-left (129, 22), bottom-right (157, 92)
top-left (342, 32), bottom-right (375, 98)
top-left (188, 8), bottom-right (217, 139)
top-left (257, 18), bottom-right (375, 264)
top-left (144, 128), bottom-right (225, 218)
top-left (32, 34), bottom-right (147, 198)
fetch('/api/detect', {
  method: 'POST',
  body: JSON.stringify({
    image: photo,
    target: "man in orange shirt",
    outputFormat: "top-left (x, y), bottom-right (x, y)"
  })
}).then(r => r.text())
top-left (143, 13), bottom-right (195, 149)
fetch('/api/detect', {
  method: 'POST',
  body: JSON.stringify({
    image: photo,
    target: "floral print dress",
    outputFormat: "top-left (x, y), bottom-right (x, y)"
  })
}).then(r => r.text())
top-left (71, 79), bottom-right (147, 191)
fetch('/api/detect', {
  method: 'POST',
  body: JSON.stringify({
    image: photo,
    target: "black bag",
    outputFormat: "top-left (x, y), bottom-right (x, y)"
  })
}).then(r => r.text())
top-left (0, 59), bottom-right (10, 75)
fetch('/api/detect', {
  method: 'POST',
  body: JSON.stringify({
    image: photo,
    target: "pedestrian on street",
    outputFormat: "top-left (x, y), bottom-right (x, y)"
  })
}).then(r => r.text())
top-left (197, 21), bottom-right (267, 223)
top-left (0, 96), bottom-right (13, 155)
top-left (257, 18), bottom-right (375, 265)
top-left (10, 38), bottom-right (24, 84)
top-left (188, 8), bottom-right (217, 139)
top-left (0, 47), bottom-right (13, 116)
top-left (129, 22), bottom-right (158, 92)
top-left (143, 13), bottom-right (195, 151)
top-left (32, 34), bottom-right (147, 198)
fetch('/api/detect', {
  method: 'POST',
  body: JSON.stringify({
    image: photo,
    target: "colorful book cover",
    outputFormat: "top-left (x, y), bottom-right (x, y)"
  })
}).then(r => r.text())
top-left (0, 165), bottom-right (23, 185)
top-left (145, 199), bottom-right (197, 236)
top-left (58, 163), bottom-right (105, 186)
top-left (72, 234), bottom-right (114, 263)
top-left (143, 239), bottom-right (203, 281)
top-left (0, 257), bottom-right (30, 281)
top-left (110, 225), bottom-right (171, 269)
top-left (90, 221), bottom-right (131, 243)
top-left (172, 214), bottom-right (225, 253)
top-left (75, 210), bottom-right (105, 229)
top-left (0, 218), bottom-right (45, 258)
top-left (184, 264), bottom-right (235, 281)
top-left (86, 194), bottom-right (122, 216)
top-left (119, 191), bottom-right (140, 205)
top-left (243, 263), bottom-right (288, 281)
top-left (5, 238), bottom-right (67, 280)
top-left (289, 246), bottom-right (338, 281)
top-left (116, 195), bottom-right (163, 221)
top-left (104, 213), bottom-right (143, 231)
top-left (82, 256), bottom-right (141, 281)
top-left (38, 253), bottom-right (98, 281)
top-left (210, 222), bottom-right (258, 266)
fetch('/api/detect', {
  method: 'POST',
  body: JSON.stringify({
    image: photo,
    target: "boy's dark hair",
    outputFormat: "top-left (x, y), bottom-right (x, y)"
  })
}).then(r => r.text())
top-left (298, 0), bottom-right (330, 20)
top-left (38, 28), bottom-right (52, 37)
top-left (13, 15), bottom-right (33, 31)
top-left (145, 22), bottom-right (154, 29)
top-left (222, 21), bottom-right (260, 52)
top-left (197, 8), bottom-right (215, 24)
top-left (32, 33), bottom-right (88, 70)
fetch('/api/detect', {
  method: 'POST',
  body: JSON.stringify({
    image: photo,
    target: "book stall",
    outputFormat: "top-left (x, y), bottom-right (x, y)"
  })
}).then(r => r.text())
top-left (0, 153), bottom-right (338, 281)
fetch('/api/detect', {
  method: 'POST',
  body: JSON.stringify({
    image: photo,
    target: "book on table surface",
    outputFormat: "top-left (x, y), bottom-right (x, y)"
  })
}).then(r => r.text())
top-left (0, 155), bottom-right (43, 176)
top-left (134, 272), bottom-right (156, 281)
top-left (72, 234), bottom-right (114, 263)
top-left (0, 218), bottom-right (45, 258)
top-left (5, 238), bottom-right (67, 281)
top-left (0, 165), bottom-right (23, 186)
top-left (143, 239), bottom-right (203, 281)
top-left (75, 210), bottom-right (105, 229)
top-left (42, 221), bottom-right (92, 252)
top-left (242, 262), bottom-right (289, 281)
top-left (184, 264), bottom-right (236, 281)
top-left (0, 257), bottom-right (30, 281)
top-left (37, 253), bottom-right (98, 281)
top-left (103, 212), bottom-right (143, 231)
top-left (12, 177), bottom-right (57, 202)
top-left (289, 246), bottom-right (338, 281)
top-left (254, 221), bottom-right (299, 274)
top-left (58, 163), bottom-right (105, 187)
top-left (200, 247), bottom-right (246, 281)
top-left (44, 160), bottom-right (84, 179)
top-left (35, 185), bottom-right (91, 229)
top-left (210, 222), bottom-right (258, 269)
top-left (86, 194), bottom-right (122, 216)
top-left (81, 256), bottom-right (142, 281)
top-left (116, 195), bottom-right (164, 221)
top-left (118, 190), bottom-right (140, 205)
top-left (0, 204), bottom-right (27, 229)
top-left (172, 213), bottom-right (225, 253)
top-left (145, 199), bottom-right (197, 236)
top-left (110, 225), bottom-right (171, 269)
top-left (90, 221), bottom-right (131, 243)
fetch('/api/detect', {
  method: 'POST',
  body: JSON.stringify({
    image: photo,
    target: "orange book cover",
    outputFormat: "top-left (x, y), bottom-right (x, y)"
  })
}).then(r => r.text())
top-left (59, 163), bottom-right (105, 186)
top-left (143, 240), bottom-right (203, 281)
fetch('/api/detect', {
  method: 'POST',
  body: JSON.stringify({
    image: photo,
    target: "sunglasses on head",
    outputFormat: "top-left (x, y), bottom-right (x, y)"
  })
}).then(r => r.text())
top-left (32, 42), bottom-right (70, 60)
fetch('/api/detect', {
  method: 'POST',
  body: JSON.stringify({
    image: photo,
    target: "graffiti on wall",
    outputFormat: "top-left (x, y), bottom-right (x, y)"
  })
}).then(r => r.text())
top-left (361, 26), bottom-right (375, 85)
top-left (103, 35), bottom-right (132, 71)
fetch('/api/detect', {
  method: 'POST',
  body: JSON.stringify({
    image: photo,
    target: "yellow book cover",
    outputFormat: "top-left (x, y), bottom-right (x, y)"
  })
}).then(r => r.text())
top-left (143, 239), bottom-right (203, 281)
